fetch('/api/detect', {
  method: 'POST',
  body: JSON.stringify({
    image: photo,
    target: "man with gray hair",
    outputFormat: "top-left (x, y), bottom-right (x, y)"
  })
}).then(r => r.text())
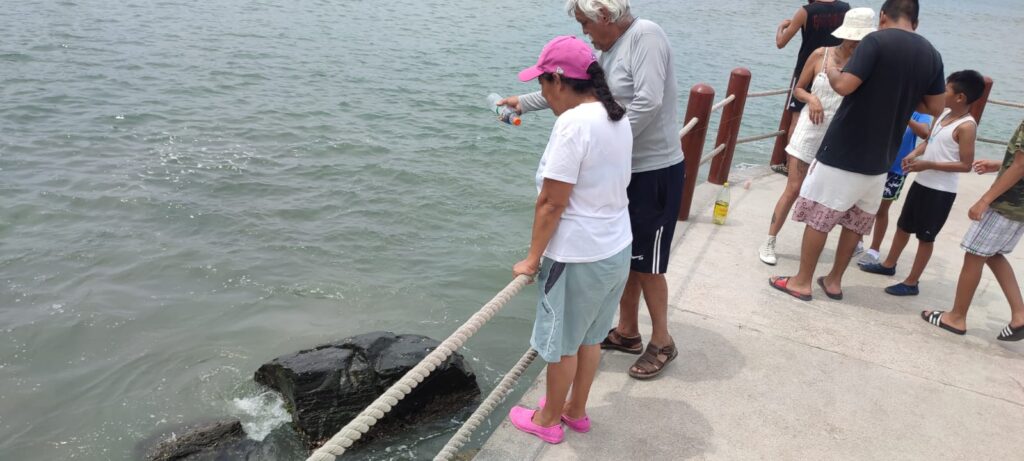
top-left (500, 0), bottom-right (683, 379)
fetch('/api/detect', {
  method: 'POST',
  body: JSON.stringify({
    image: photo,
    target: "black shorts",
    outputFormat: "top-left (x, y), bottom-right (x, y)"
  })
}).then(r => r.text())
top-left (786, 71), bottom-right (807, 113)
top-left (626, 161), bottom-right (685, 274)
top-left (896, 182), bottom-right (957, 243)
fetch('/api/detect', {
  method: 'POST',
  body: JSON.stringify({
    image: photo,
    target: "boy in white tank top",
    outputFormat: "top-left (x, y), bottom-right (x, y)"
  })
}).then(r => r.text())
top-left (860, 70), bottom-right (985, 296)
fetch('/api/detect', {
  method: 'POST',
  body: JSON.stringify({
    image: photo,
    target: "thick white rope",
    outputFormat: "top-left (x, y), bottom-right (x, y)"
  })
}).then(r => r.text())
top-left (989, 99), bottom-right (1024, 109)
top-left (736, 130), bottom-right (786, 145)
top-left (306, 274), bottom-right (532, 461)
top-left (747, 88), bottom-right (789, 98)
top-left (710, 94), bottom-right (736, 113)
top-left (699, 143), bottom-right (727, 166)
top-left (433, 348), bottom-right (538, 461)
top-left (678, 117), bottom-right (699, 138)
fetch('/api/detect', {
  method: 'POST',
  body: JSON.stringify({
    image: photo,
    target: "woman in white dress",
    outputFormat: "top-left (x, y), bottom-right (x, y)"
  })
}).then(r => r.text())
top-left (759, 7), bottom-right (876, 265)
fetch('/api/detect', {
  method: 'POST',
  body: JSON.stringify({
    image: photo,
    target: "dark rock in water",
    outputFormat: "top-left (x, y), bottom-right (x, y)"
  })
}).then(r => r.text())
top-left (142, 418), bottom-right (256, 461)
top-left (254, 331), bottom-right (480, 448)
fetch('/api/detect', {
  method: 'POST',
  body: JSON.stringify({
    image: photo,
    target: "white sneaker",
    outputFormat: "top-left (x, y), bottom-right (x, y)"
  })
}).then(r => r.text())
top-left (858, 249), bottom-right (880, 267)
top-left (854, 241), bottom-right (865, 256)
top-left (759, 237), bottom-right (777, 266)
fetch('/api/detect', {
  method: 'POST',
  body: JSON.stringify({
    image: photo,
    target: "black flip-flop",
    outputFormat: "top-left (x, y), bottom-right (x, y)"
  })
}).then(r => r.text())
top-left (920, 311), bottom-right (966, 336)
top-left (817, 276), bottom-right (843, 300)
top-left (769, 276), bottom-right (812, 301)
top-left (996, 323), bottom-right (1024, 341)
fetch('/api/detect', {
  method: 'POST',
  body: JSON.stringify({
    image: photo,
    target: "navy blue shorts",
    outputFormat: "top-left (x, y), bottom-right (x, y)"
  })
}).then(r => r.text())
top-left (626, 161), bottom-right (685, 274)
top-left (786, 72), bottom-right (807, 113)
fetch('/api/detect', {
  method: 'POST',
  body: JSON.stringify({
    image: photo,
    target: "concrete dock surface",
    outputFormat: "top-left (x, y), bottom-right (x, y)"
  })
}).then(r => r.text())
top-left (476, 167), bottom-right (1024, 461)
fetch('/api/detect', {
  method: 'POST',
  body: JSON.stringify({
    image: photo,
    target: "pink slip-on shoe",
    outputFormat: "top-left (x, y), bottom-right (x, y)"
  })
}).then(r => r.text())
top-left (537, 397), bottom-right (591, 433)
top-left (508, 406), bottom-right (564, 443)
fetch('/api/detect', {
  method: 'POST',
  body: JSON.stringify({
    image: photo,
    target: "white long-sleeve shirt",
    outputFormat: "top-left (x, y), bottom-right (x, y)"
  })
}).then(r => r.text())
top-left (519, 19), bottom-right (681, 173)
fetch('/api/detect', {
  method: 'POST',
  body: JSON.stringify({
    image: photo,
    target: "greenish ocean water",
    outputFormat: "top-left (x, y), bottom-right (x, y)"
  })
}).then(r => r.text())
top-left (1, 0), bottom-right (1021, 459)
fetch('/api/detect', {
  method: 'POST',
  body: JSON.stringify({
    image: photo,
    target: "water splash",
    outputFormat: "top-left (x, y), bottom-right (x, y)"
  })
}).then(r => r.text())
top-left (230, 391), bottom-right (291, 442)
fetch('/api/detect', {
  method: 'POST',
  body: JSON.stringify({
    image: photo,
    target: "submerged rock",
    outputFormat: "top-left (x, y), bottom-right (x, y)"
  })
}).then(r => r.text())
top-left (254, 331), bottom-right (480, 448)
top-left (142, 418), bottom-right (255, 461)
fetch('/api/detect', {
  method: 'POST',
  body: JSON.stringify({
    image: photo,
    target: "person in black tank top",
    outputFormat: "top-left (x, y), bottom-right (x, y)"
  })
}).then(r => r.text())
top-left (776, 1), bottom-right (851, 140)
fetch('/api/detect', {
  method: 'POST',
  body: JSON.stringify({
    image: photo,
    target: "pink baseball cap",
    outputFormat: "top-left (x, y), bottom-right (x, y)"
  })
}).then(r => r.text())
top-left (518, 35), bottom-right (597, 82)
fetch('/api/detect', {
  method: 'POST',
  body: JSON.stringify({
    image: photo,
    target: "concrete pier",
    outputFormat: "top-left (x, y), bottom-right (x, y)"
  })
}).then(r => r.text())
top-left (477, 167), bottom-right (1024, 460)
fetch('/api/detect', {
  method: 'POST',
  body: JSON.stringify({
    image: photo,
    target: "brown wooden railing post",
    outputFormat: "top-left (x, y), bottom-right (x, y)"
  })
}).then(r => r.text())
top-left (768, 93), bottom-right (791, 167)
top-left (708, 68), bottom-right (751, 185)
top-left (970, 76), bottom-right (994, 124)
top-left (678, 83), bottom-right (715, 221)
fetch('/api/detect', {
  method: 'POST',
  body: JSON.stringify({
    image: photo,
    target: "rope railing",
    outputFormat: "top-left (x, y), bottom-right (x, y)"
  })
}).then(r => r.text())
top-left (989, 99), bottom-right (1024, 109)
top-left (979, 137), bottom-right (1006, 145)
top-left (678, 116), bottom-right (699, 138)
top-left (710, 94), bottom-right (736, 113)
top-left (434, 348), bottom-right (538, 461)
top-left (699, 143), bottom-right (727, 166)
top-left (747, 88), bottom-right (789, 98)
top-left (736, 130), bottom-right (786, 145)
top-left (306, 275), bottom-right (533, 461)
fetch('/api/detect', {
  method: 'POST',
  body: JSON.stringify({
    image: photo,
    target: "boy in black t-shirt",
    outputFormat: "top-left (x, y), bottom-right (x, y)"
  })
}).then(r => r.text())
top-left (770, 0), bottom-right (946, 302)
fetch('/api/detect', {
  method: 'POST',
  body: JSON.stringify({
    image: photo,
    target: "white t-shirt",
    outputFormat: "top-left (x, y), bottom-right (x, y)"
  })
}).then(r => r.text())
top-left (536, 102), bottom-right (633, 263)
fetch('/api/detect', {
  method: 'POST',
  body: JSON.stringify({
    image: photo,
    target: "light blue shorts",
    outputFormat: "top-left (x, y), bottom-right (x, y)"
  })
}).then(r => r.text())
top-left (530, 245), bottom-right (631, 363)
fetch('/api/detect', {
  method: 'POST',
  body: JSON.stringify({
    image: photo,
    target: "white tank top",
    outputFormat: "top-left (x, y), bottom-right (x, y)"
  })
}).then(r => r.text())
top-left (914, 108), bottom-right (976, 193)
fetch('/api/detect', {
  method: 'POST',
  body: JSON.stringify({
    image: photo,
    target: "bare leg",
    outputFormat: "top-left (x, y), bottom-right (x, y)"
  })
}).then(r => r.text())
top-left (564, 344), bottom-right (601, 420)
top-left (779, 224), bottom-right (830, 295)
top-left (533, 355), bottom-right (577, 427)
top-left (931, 252), bottom-right (987, 331)
top-left (768, 156), bottom-right (810, 236)
top-left (634, 272), bottom-right (672, 347)
top-left (615, 273), bottom-right (642, 338)
top-left (985, 254), bottom-right (1024, 327)
top-left (880, 228), bottom-right (912, 269)
top-left (822, 226), bottom-right (862, 293)
top-left (870, 200), bottom-right (894, 251)
top-left (903, 241), bottom-right (933, 286)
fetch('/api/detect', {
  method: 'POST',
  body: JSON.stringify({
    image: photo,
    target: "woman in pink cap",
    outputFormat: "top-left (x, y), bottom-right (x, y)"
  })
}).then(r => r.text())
top-left (509, 35), bottom-right (633, 444)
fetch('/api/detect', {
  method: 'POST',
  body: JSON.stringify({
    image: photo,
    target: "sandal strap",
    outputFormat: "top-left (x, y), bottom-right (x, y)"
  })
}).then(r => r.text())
top-left (632, 343), bottom-right (676, 372)
top-left (606, 328), bottom-right (642, 347)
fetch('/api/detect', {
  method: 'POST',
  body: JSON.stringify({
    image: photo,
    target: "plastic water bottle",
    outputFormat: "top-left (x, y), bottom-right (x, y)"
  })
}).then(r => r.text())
top-left (712, 182), bottom-right (730, 225)
top-left (487, 93), bottom-right (521, 126)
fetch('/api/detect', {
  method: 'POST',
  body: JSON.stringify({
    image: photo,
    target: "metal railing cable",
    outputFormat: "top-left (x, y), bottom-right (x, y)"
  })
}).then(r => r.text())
top-left (747, 88), bottom-right (789, 98)
top-left (433, 348), bottom-right (539, 461)
top-left (710, 94), bottom-right (736, 113)
top-left (306, 274), bottom-right (533, 461)
top-left (737, 130), bottom-right (786, 145)
top-left (978, 137), bottom-right (1007, 145)
top-left (989, 99), bottom-right (1024, 109)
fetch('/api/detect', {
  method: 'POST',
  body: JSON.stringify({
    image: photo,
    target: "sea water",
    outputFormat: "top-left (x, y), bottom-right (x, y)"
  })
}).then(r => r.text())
top-left (1, 0), bottom-right (1021, 459)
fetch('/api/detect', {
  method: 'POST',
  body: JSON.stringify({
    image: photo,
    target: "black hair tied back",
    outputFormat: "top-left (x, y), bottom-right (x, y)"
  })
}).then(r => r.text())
top-left (587, 62), bottom-right (626, 122)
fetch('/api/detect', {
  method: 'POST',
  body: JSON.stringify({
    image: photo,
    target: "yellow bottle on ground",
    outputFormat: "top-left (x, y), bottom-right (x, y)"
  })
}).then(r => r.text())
top-left (712, 182), bottom-right (730, 225)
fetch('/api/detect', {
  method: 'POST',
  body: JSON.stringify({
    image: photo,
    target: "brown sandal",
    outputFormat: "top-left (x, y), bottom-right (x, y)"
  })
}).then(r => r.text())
top-left (600, 328), bottom-right (643, 354)
top-left (628, 342), bottom-right (678, 380)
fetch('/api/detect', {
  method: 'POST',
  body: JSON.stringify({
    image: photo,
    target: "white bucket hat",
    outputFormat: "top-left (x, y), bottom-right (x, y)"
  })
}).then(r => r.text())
top-left (831, 7), bottom-right (877, 41)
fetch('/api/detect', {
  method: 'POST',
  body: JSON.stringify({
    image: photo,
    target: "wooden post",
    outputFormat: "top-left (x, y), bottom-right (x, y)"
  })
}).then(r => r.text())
top-left (970, 76), bottom-right (994, 124)
top-left (678, 83), bottom-right (715, 221)
top-left (708, 68), bottom-right (751, 185)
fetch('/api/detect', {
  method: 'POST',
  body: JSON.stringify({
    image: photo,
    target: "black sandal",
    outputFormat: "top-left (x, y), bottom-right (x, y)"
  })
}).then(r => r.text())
top-left (627, 342), bottom-right (678, 380)
top-left (600, 328), bottom-right (643, 354)
top-left (997, 322), bottom-right (1024, 341)
top-left (920, 311), bottom-right (966, 336)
